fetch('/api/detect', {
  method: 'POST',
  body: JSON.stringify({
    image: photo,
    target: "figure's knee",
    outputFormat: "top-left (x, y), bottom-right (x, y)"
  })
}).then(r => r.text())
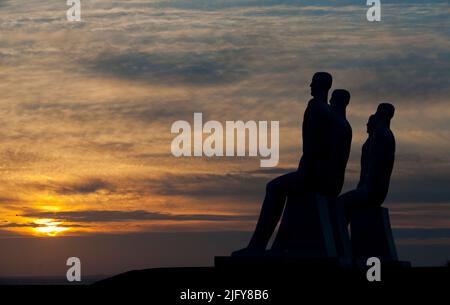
top-left (266, 179), bottom-right (278, 192)
top-left (267, 173), bottom-right (299, 196)
top-left (367, 190), bottom-right (386, 207)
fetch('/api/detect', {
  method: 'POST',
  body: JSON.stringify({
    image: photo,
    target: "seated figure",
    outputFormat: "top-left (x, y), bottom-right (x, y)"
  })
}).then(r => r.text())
top-left (232, 74), bottom-right (352, 256)
top-left (337, 103), bottom-right (398, 263)
top-left (337, 103), bottom-right (396, 222)
top-left (270, 89), bottom-right (352, 254)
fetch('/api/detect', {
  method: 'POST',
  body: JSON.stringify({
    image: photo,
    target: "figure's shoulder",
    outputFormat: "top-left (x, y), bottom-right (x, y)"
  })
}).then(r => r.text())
top-left (306, 98), bottom-right (315, 108)
top-left (306, 98), bottom-right (330, 113)
top-left (334, 116), bottom-right (352, 137)
top-left (304, 99), bottom-right (316, 116)
top-left (374, 127), bottom-right (390, 137)
top-left (373, 128), bottom-right (395, 145)
top-left (386, 128), bottom-right (395, 144)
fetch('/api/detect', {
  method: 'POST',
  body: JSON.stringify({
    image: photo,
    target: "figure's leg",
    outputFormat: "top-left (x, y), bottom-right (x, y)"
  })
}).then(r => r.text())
top-left (232, 172), bottom-right (298, 256)
top-left (246, 172), bottom-right (298, 250)
top-left (318, 188), bottom-right (368, 262)
top-left (264, 172), bottom-right (304, 253)
top-left (270, 186), bottom-right (306, 252)
top-left (336, 189), bottom-right (368, 225)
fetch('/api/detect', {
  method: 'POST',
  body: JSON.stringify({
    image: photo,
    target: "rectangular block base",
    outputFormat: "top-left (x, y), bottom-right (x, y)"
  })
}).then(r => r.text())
top-left (214, 255), bottom-right (342, 269)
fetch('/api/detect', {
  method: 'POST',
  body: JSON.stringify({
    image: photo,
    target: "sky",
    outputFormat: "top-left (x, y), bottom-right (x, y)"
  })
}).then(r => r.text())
top-left (0, 0), bottom-right (449, 277)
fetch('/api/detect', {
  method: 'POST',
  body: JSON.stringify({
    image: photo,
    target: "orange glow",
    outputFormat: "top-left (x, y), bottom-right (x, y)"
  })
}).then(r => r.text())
top-left (39, 205), bottom-right (61, 212)
top-left (33, 219), bottom-right (69, 237)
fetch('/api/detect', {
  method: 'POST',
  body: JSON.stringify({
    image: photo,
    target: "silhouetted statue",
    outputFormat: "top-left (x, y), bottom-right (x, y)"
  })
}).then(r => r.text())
top-left (269, 89), bottom-right (353, 254)
top-left (232, 72), bottom-right (352, 256)
top-left (232, 72), bottom-right (334, 255)
top-left (328, 111), bottom-right (374, 262)
top-left (336, 103), bottom-right (398, 263)
top-left (338, 103), bottom-right (396, 221)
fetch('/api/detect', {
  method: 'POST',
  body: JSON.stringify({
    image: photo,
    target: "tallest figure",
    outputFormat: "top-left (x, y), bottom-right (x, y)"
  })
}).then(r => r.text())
top-left (233, 72), bottom-right (352, 256)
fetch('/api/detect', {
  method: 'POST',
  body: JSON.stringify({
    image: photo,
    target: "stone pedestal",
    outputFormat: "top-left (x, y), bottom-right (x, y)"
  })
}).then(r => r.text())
top-left (214, 255), bottom-right (341, 268)
top-left (216, 193), bottom-right (350, 268)
top-left (328, 201), bottom-right (352, 266)
top-left (271, 192), bottom-right (338, 259)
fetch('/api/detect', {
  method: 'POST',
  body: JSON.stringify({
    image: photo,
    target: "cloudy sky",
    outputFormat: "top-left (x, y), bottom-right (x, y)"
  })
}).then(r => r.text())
top-left (0, 0), bottom-right (449, 276)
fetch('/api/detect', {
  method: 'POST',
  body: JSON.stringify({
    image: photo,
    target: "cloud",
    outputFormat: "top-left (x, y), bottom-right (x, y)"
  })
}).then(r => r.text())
top-left (139, 168), bottom-right (297, 202)
top-left (137, 0), bottom-right (432, 11)
top-left (55, 178), bottom-right (116, 195)
top-left (388, 172), bottom-right (450, 204)
top-left (0, 222), bottom-right (86, 228)
top-left (344, 52), bottom-right (450, 99)
top-left (0, 222), bottom-right (34, 228)
top-left (0, 196), bottom-right (20, 204)
top-left (21, 210), bottom-right (256, 222)
top-left (393, 228), bottom-right (450, 240)
top-left (89, 49), bottom-right (250, 85)
top-left (0, 149), bottom-right (46, 170)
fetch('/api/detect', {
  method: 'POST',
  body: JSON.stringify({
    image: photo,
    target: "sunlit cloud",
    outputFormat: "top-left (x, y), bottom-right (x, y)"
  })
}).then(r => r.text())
top-left (31, 218), bottom-right (69, 236)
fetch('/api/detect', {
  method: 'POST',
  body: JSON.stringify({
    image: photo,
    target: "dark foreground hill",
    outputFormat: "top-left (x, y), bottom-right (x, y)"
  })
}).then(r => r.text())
top-left (1, 265), bottom-right (448, 303)
top-left (93, 265), bottom-right (449, 303)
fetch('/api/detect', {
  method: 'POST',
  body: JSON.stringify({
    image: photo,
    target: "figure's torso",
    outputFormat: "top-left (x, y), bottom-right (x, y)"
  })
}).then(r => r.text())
top-left (366, 127), bottom-right (396, 205)
top-left (357, 136), bottom-right (371, 189)
top-left (320, 114), bottom-right (352, 197)
top-left (299, 98), bottom-right (336, 196)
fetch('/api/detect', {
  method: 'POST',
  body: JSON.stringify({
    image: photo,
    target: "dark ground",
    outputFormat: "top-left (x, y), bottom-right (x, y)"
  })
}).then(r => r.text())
top-left (1, 264), bottom-right (448, 303)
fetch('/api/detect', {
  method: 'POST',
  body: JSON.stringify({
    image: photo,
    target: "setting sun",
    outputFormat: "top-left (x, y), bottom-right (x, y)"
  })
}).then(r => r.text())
top-left (33, 219), bottom-right (69, 237)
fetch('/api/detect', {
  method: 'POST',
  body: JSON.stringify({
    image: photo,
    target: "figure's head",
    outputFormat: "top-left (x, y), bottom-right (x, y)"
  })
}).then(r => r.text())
top-left (310, 72), bottom-right (332, 98)
top-left (330, 89), bottom-right (350, 112)
top-left (375, 103), bottom-right (395, 126)
top-left (367, 114), bottom-right (376, 134)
